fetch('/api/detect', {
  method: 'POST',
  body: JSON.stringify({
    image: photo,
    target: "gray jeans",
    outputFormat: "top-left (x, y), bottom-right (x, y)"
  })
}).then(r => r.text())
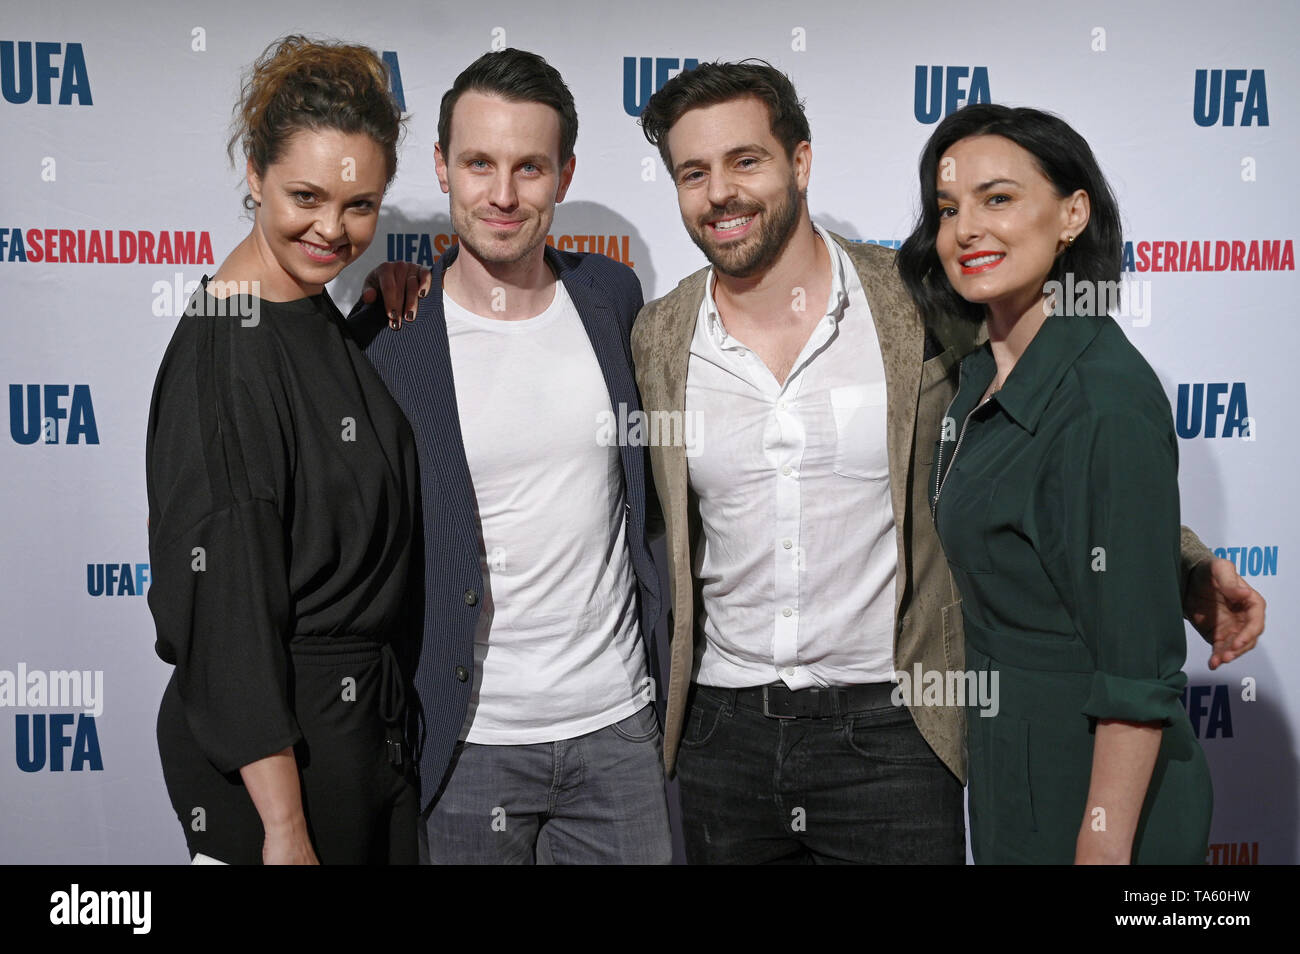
top-left (419, 704), bottom-right (673, 864)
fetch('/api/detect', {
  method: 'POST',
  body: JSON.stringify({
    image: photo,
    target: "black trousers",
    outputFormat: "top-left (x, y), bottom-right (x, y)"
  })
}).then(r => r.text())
top-left (157, 637), bottom-right (417, 864)
top-left (675, 683), bottom-right (965, 864)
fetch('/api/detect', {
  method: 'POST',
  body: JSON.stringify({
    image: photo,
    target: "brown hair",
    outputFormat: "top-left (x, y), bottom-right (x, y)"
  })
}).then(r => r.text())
top-left (437, 49), bottom-right (578, 164)
top-left (638, 59), bottom-right (810, 172)
top-left (227, 35), bottom-right (404, 208)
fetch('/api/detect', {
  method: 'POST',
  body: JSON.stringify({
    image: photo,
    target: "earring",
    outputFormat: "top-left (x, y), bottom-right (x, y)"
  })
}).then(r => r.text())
top-left (1065, 234), bottom-right (1075, 248)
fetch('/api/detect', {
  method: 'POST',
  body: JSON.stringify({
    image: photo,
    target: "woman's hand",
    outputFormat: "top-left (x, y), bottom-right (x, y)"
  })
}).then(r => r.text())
top-left (360, 262), bottom-right (433, 329)
top-left (262, 815), bottom-right (320, 866)
top-left (239, 747), bottom-right (319, 865)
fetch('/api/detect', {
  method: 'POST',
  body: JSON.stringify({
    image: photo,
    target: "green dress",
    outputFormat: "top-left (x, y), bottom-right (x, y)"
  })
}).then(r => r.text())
top-left (931, 313), bottom-right (1212, 864)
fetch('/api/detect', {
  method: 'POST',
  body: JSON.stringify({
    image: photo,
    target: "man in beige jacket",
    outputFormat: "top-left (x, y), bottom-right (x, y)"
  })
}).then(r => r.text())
top-left (630, 60), bottom-right (1265, 864)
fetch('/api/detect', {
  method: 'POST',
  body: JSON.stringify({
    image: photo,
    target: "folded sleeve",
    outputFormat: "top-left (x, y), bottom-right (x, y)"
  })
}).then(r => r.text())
top-left (146, 320), bottom-right (301, 774)
top-left (1059, 412), bottom-right (1190, 726)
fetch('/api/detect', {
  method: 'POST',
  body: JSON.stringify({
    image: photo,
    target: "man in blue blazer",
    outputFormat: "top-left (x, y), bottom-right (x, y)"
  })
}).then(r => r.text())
top-left (350, 50), bottom-right (669, 864)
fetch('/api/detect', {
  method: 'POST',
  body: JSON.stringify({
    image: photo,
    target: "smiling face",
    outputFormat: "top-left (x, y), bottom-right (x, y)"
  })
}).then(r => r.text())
top-left (435, 91), bottom-right (575, 269)
top-left (247, 127), bottom-right (387, 299)
top-left (935, 134), bottom-right (1088, 317)
top-left (665, 95), bottom-right (809, 279)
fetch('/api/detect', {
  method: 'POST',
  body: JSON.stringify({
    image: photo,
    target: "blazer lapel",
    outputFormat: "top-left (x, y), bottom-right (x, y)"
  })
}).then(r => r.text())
top-left (658, 269), bottom-right (706, 530)
top-left (553, 248), bottom-right (646, 496)
top-left (396, 243), bottom-right (480, 527)
top-left (641, 268), bottom-right (707, 663)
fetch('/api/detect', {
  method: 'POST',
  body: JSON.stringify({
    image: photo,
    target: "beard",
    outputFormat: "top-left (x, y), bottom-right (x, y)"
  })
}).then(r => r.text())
top-left (685, 177), bottom-right (802, 279)
top-left (450, 201), bottom-right (549, 268)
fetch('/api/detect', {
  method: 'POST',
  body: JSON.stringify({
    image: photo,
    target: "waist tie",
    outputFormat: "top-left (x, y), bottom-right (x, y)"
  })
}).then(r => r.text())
top-left (288, 635), bottom-right (408, 767)
top-left (377, 641), bottom-right (406, 727)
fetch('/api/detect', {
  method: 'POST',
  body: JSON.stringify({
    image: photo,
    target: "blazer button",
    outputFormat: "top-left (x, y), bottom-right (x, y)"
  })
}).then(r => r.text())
top-left (455, 665), bottom-right (469, 683)
top-left (464, 589), bottom-right (478, 606)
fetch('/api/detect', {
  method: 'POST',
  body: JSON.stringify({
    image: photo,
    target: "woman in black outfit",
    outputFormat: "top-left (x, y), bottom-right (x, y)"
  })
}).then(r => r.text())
top-left (146, 35), bottom-right (419, 864)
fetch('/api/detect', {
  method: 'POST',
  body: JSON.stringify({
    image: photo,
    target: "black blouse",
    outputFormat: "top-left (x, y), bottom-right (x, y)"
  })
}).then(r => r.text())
top-left (145, 278), bottom-right (419, 774)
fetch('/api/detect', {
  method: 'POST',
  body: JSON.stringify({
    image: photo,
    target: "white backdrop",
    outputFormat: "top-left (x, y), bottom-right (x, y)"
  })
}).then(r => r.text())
top-left (1, 0), bottom-right (1295, 864)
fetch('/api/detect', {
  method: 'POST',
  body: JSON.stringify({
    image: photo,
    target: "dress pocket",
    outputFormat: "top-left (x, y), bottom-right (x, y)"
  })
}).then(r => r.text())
top-left (974, 713), bottom-right (1037, 833)
top-left (829, 382), bottom-right (889, 480)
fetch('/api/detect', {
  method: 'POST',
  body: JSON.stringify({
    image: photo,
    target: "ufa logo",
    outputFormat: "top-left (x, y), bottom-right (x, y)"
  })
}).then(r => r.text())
top-left (1180, 685), bottom-right (1234, 739)
top-left (0, 41), bottom-right (92, 105)
top-left (1193, 69), bottom-right (1268, 126)
top-left (623, 57), bottom-right (700, 117)
top-left (1174, 382), bottom-right (1250, 439)
top-left (914, 66), bottom-right (990, 123)
top-left (381, 51), bottom-right (405, 111)
top-left (1, 665), bottom-right (105, 772)
top-left (9, 384), bottom-right (99, 444)
top-left (87, 563), bottom-right (151, 597)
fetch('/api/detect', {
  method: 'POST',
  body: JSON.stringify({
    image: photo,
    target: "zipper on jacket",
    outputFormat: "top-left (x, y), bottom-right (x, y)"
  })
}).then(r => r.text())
top-left (931, 360), bottom-right (980, 520)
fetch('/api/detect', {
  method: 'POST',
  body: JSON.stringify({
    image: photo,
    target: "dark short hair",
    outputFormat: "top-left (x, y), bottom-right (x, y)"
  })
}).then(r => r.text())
top-left (437, 49), bottom-right (578, 163)
top-left (228, 35), bottom-right (404, 209)
top-left (638, 59), bottom-right (810, 172)
top-left (898, 103), bottom-right (1123, 326)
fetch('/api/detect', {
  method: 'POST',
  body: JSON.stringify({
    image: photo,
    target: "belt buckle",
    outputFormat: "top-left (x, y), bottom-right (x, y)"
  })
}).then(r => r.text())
top-left (762, 685), bottom-right (797, 720)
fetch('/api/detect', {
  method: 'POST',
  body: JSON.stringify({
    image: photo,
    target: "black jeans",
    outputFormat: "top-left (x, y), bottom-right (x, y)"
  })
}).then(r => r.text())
top-left (675, 683), bottom-right (965, 864)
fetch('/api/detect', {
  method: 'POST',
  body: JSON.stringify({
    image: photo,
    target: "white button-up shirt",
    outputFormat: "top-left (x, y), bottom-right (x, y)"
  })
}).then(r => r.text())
top-left (686, 224), bottom-right (898, 689)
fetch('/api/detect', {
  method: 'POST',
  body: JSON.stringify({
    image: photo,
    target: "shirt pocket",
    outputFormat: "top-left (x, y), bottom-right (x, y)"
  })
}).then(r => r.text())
top-left (829, 382), bottom-right (890, 481)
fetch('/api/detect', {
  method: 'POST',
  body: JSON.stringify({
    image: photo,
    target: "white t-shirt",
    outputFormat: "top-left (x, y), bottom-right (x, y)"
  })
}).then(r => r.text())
top-left (444, 281), bottom-right (652, 744)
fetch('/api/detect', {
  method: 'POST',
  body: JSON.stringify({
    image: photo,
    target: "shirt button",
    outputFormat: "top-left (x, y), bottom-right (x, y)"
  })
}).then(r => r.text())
top-left (782, 607), bottom-right (793, 618)
top-left (464, 589), bottom-right (479, 606)
top-left (782, 539), bottom-right (793, 549)
top-left (781, 464), bottom-right (792, 476)
top-left (455, 665), bottom-right (469, 682)
top-left (781, 667), bottom-right (796, 678)
top-left (777, 399), bottom-right (787, 410)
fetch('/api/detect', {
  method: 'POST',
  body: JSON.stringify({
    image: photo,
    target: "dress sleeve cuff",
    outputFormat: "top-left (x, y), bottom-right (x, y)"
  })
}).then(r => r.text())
top-left (1082, 670), bottom-right (1186, 726)
top-left (184, 702), bottom-right (303, 776)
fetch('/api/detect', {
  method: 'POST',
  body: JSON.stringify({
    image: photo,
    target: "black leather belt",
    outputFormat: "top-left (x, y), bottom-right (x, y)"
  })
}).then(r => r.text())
top-left (726, 681), bottom-right (897, 719)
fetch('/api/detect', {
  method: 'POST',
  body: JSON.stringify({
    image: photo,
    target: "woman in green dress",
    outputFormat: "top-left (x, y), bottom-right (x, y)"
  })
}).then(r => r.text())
top-left (897, 104), bottom-right (1213, 864)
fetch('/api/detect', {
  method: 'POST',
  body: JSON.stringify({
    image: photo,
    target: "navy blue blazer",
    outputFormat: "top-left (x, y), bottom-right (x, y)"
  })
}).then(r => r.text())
top-left (349, 243), bottom-right (663, 811)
